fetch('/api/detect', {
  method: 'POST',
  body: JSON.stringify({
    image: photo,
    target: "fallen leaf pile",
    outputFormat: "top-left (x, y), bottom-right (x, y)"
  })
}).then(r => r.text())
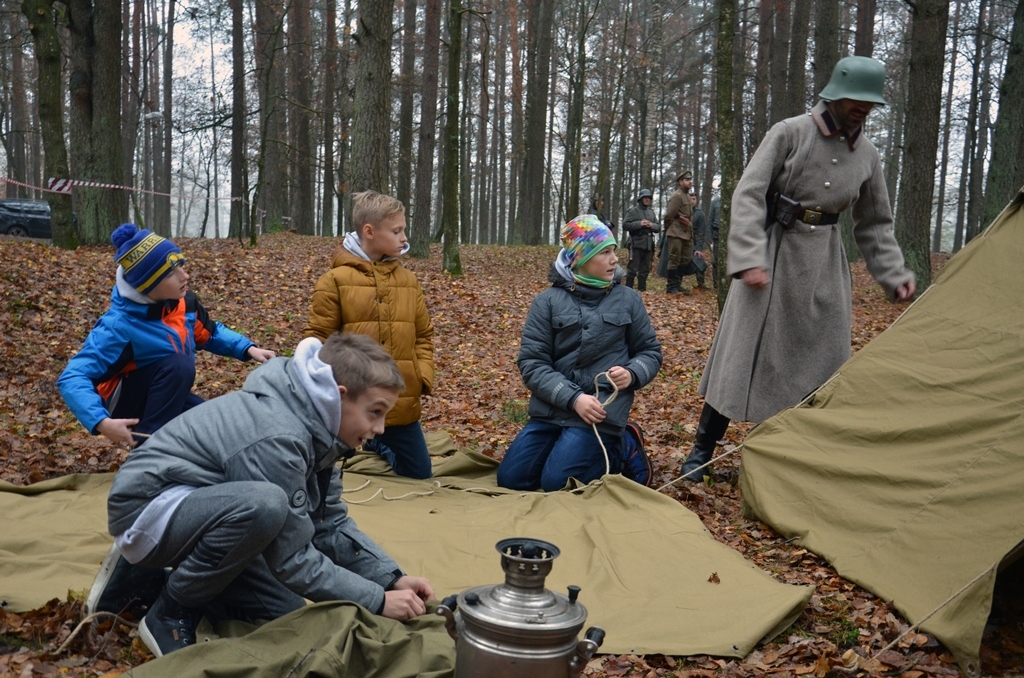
top-left (3, 234), bottom-right (1022, 677)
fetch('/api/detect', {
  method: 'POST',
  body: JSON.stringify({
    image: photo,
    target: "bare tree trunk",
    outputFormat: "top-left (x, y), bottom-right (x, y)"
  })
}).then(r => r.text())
top-left (158, 0), bottom-right (174, 236)
top-left (350, 0), bottom-right (393, 194)
top-left (966, 11), bottom-right (994, 243)
top-left (855, 0), bottom-right (876, 55)
top-left (321, 0), bottom-right (338, 236)
top-left (8, 12), bottom-right (29, 197)
top-left (459, 17), bottom-right (472, 243)
top-left (564, 0), bottom-right (589, 219)
top-left (66, 0), bottom-right (125, 244)
top-left (475, 7), bottom-right (491, 243)
top-left (752, 0), bottom-right (771, 145)
top-left (894, 0), bottom-right (949, 292)
top-left (410, 0), bottom-right (441, 256)
top-left (716, 0), bottom-right (738, 311)
top-left (933, 0), bottom-right (962, 252)
top-left (768, 0), bottom-right (790, 126)
top-left (229, 0), bottom-right (248, 242)
top-left (441, 0), bottom-right (464, 272)
top-left (396, 0), bottom-right (417, 212)
top-left (289, 0), bottom-right (313, 233)
top-left (517, 0), bottom-right (556, 245)
top-left (506, 0), bottom-right (523, 243)
top-left (813, 0), bottom-right (839, 96)
top-left (21, 0), bottom-right (76, 248)
top-left (254, 0), bottom-right (287, 232)
top-left (953, 0), bottom-right (986, 252)
top-left (787, 0), bottom-right (810, 117)
top-left (981, 0), bottom-right (1024, 228)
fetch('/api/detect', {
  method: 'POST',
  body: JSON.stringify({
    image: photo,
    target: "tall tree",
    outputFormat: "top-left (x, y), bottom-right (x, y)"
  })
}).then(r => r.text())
top-left (933, 0), bottom-right (962, 252)
top-left (228, 0), bottom-right (248, 242)
top-left (813, 0), bottom-right (839, 96)
top-left (410, 0), bottom-right (442, 257)
top-left (350, 0), bottom-right (394, 193)
top-left (396, 0), bottom-right (418, 212)
top-left (894, 0), bottom-right (949, 291)
top-left (786, 0), bottom-right (811, 117)
top-left (254, 0), bottom-right (288, 231)
top-left (21, 0), bottom-right (76, 247)
top-left (441, 0), bottom-right (464, 273)
top-left (716, 0), bottom-right (739, 311)
top-left (289, 0), bottom-right (313, 234)
top-left (516, 0), bottom-right (556, 245)
top-left (855, 0), bottom-right (877, 56)
top-left (768, 0), bottom-right (790, 125)
top-left (67, 0), bottom-right (125, 244)
top-left (981, 0), bottom-right (1024, 228)
top-left (321, 0), bottom-right (338, 236)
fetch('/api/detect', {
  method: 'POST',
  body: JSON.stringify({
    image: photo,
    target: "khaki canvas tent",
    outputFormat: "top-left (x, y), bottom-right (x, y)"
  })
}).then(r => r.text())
top-left (740, 188), bottom-right (1024, 677)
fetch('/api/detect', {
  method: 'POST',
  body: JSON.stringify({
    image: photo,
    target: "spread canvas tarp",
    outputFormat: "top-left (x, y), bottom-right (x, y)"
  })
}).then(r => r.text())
top-left (739, 188), bottom-right (1024, 677)
top-left (1, 435), bottom-right (812, 673)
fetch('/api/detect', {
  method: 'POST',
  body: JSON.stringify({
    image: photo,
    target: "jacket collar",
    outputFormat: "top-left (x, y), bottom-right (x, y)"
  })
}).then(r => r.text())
top-left (811, 101), bottom-right (861, 150)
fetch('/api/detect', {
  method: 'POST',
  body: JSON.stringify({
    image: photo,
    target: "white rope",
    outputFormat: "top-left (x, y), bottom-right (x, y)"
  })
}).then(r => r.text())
top-left (656, 445), bottom-right (744, 492)
top-left (590, 371), bottom-right (620, 476)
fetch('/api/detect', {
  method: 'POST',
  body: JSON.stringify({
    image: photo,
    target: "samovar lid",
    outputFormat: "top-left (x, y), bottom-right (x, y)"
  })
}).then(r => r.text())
top-left (456, 538), bottom-right (589, 637)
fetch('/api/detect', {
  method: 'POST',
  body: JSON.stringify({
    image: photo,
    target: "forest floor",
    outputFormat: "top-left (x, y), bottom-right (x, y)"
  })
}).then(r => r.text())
top-left (1, 233), bottom-right (1022, 677)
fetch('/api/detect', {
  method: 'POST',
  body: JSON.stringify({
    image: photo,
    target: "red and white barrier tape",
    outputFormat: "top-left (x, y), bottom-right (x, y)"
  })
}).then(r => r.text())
top-left (0, 175), bottom-right (243, 202)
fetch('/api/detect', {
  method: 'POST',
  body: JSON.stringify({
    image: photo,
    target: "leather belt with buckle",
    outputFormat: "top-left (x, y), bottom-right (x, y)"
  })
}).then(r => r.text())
top-left (800, 209), bottom-right (839, 225)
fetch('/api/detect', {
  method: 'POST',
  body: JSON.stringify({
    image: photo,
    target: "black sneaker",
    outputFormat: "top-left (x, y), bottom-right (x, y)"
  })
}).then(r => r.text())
top-left (138, 591), bottom-right (202, 657)
top-left (86, 543), bottom-right (165, 619)
top-left (621, 422), bottom-right (653, 487)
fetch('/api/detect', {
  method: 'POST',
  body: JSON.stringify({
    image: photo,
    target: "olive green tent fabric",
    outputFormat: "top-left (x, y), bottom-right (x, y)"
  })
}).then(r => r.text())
top-left (739, 189), bottom-right (1024, 677)
top-left (1, 434), bottom-right (812, 668)
top-left (125, 602), bottom-right (457, 678)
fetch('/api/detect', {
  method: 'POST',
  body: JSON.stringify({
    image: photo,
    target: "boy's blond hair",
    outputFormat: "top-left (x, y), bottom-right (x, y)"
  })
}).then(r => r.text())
top-left (352, 191), bottom-right (405, 232)
top-left (318, 332), bottom-right (405, 397)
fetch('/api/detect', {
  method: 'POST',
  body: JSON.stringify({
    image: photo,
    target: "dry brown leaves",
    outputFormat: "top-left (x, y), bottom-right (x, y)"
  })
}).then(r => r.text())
top-left (0, 236), bottom-right (1010, 677)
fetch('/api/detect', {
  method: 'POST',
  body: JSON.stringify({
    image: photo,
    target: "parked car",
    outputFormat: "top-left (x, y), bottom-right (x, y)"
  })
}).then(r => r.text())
top-left (0, 199), bottom-right (53, 238)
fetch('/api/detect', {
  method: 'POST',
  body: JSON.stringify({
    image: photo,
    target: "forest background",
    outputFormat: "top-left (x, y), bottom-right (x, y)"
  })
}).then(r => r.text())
top-left (3, 0), bottom-right (1024, 675)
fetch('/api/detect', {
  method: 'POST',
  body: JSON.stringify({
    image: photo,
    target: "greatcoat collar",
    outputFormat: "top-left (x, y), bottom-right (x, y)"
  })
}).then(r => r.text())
top-left (811, 101), bottom-right (862, 151)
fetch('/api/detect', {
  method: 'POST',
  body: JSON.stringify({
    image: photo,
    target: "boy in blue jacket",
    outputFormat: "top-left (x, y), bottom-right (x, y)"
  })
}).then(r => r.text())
top-left (89, 332), bottom-right (433, 657)
top-left (58, 224), bottom-right (274, 447)
top-left (496, 215), bottom-right (663, 491)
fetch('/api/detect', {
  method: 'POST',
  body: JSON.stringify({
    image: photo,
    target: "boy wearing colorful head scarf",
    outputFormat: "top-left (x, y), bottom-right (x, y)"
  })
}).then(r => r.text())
top-left (59, 224), bottom-right (274, 448)
top-left (496, 215), bottom-right (663, 491)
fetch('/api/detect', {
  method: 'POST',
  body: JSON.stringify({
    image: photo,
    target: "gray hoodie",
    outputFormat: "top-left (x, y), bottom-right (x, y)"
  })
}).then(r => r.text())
top-left (107, 356), bottom-right (402, 613)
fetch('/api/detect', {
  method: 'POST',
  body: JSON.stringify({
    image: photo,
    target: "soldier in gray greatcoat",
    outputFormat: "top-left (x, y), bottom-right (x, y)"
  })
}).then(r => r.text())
top-left (681, 56), bottom-right (916, 482)
top-left (623, 189), bottom-right (661, 291)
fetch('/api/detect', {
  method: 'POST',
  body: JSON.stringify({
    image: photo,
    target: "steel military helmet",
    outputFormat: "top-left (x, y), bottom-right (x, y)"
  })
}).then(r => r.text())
top-left (637, 189), bottom-right (653, 202)
top-left (818, 56), bottom-right (888, 106)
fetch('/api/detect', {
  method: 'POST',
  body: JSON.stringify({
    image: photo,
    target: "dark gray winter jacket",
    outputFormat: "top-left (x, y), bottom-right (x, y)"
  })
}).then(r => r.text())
top-left (107, 357), bottom-right (402, 613)
top-left (518, 265), bottom-right (662, 435)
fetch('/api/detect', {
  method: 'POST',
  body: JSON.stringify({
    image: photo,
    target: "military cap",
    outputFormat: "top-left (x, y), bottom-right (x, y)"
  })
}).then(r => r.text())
top-left (677, 170), bottom-right (693, 181)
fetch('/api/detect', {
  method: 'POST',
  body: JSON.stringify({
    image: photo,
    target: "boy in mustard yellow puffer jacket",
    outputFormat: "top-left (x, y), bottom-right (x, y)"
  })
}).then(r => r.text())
top-left (304, 191), bottom-right (435, 478)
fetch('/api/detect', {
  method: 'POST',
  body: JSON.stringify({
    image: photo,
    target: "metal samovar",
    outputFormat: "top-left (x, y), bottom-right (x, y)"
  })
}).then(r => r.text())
top-left (437, 538), bottom-right (604, 678)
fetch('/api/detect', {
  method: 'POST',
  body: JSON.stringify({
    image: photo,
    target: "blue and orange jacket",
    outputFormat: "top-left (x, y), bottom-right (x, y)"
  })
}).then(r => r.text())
top-left (58, 286), bottom-right (254, 434)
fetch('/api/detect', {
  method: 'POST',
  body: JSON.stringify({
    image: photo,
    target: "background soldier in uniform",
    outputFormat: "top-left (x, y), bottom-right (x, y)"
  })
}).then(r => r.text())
top-left (623, 189), bottom-right (660, 291)
top-left (663, 171), bottom-right (694, 295)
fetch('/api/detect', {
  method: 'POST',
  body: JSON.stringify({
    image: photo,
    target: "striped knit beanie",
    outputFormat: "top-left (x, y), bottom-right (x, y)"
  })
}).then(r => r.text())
top-left (111, 224), bottom-right (185, 295)
top-left (560, 214), bottom-right (617, 270)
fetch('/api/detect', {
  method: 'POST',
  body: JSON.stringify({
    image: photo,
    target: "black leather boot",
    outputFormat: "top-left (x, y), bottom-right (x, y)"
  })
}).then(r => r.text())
top-left (625, 273), bottom-right (635, 289)
top-left (681, 403), bottom-right (730, 482)
top-left (637, 276), bottom-right (647, 292)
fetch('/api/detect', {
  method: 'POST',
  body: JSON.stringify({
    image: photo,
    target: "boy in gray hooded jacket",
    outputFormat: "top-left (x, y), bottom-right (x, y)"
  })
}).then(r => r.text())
top-left (91, 332), bottom-right (434, 657)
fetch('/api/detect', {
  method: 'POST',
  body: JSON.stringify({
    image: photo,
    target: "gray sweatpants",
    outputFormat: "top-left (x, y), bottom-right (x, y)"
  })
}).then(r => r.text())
top-left (137, 481), bottom-right (306, 622)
